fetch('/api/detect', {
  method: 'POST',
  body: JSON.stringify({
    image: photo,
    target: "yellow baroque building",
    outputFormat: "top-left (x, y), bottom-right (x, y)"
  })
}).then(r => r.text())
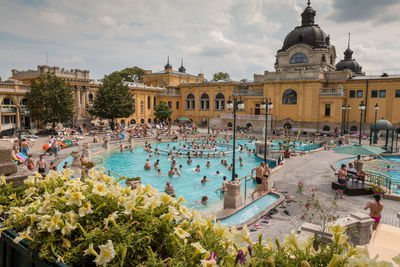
top-left (2, 1), bottom-right (400, 135)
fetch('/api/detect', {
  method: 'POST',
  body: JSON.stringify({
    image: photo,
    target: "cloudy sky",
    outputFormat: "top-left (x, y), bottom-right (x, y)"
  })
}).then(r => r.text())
top-left (1, 0), bottom-right (400, 81)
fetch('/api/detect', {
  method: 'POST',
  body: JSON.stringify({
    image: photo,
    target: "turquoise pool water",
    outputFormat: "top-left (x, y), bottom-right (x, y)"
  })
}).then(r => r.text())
top-left (58, 139), bottom-right (321, 218)
top-left (219, 193), bottom-right (279, 226)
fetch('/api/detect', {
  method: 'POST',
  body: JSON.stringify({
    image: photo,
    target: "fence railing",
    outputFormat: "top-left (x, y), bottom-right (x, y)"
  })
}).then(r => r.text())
top-left (364, 170), bottom-right (399, 194)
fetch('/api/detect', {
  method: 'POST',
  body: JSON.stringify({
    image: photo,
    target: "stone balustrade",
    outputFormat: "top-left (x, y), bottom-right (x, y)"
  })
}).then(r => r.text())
top-left (319, 86), bottom-right (346, 96)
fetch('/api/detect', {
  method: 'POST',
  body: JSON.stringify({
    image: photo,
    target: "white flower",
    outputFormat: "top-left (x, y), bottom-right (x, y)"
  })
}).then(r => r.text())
top-left (93, 182), bottom-right (108, 196)
top-left (200, 259), bottom-right (217, 267)
top-left (94, 240), bottom-right (116, 266)
top-left (123, 199), bottom-right (137, 215)
top-left (61, 222), bottom-right (77, 235)
top-left (65, 191), bottom-right (85, 207)
top-left (160, 206), bottom-right (180, 222)
top-left (84, 243), bottom-right (98, 256)
top-left (24, 175), bottom-right (36, 186)
top-left (191, 242), bottom-right (207, 254)
top-left (47, 211), bottom-right (63, 232)
top-left (174, 227), bottom-right (190, 239)
top-left (79, 201), bottom-right (93, 217)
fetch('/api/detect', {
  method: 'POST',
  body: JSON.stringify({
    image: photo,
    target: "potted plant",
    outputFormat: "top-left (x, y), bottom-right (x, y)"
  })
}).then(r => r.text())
top-left (125, 176), bottom-right (141, 189)
top-left (279, 138), bottom-right (296, 158)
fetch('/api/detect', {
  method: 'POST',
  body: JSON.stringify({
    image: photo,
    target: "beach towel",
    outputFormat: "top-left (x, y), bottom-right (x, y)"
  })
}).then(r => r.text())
top-left (120, 133), bottom-right (125, 139)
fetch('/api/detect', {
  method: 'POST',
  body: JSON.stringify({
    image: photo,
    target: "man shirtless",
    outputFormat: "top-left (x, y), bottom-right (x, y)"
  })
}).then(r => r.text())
top-left (364, 194), bottom-right (383, 230)
top-left (36, 155), bottom-right (47, 176)
top-left (251, 162), bottom-right (266, 199)
top-left (336, 164), bottom-right (347, 199)
top-left (164, 181), bottom-right (175, 197)
top-left (262, 163), bottom-right (271, 193)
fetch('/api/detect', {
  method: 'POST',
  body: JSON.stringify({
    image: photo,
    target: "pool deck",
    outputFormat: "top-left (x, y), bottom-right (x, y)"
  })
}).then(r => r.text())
top-left (248, 149), bottom-right (400, 242)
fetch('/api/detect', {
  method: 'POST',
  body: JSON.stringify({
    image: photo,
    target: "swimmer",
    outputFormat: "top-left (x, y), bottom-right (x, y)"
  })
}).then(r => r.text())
top-left (187, 157), bottom-right (192, 164)
top-left (174, 167), bottom-right (181, 176)
top-left (179, 165), bottom-right (182, 169)
top-left (154, 159), bottom-right (160, 168)
top-left (206, 161), bottom-right (211, 168)
top-left (195, 165), bottom-right (200, 172)
top-left (164, 181), bottom-right (176, 198)
top-left (228, 164), bottom-right (233, 171)
top-left (157, 169), bottom-right (165, 176)
top-left (144, 159), bottom-right (151, 170)
top-left (201, 195), bottom-right (208, 206)
top-left (168, 167), bottom-right (175, 177)
top-left (239, 157), bottom-right (243, 167)
top-left (201, 176), bottom-right (208, 184)
top-left (216, 170), bottom-right (220, 175)
top-left (222, 176), bottom-right (227, 192)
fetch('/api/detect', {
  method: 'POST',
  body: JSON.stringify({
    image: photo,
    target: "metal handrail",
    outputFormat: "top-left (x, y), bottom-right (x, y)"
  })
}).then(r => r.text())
top-left (364, 170), bottom-right (397, 194)
top-left (215, 174), bottom-right (256, 204)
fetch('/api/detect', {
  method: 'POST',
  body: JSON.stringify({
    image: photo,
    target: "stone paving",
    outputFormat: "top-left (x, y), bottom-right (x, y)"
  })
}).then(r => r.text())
top-left (248, 150), bottom-right (400, 241)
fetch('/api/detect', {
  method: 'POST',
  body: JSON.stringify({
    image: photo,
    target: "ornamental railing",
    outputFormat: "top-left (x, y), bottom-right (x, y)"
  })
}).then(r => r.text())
top-left (319, 86), bottom-right (346, 96)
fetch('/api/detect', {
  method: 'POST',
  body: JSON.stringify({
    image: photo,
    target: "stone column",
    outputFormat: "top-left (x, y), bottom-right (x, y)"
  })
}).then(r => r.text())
top-left (344, 134), bottom-right (350, 144)
top-left (81, 89), bottom-right (86, 117)
top-left (70, 152), bottom-right (81, 168)
top-left (223, 181), bottom-right (243, 210)
top-left (102, 136), bottom-right (109, 149)
top-left (16, 106), bottom-right (21, 129)
top-left (75, 87), bottom-right (81, 120)
top-left (354, 160), bottom-right (364, 172)
top-left (351, 212), bottom-right (374, 245)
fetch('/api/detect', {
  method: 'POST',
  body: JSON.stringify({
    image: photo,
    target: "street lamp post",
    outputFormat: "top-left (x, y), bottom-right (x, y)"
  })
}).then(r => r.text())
top-left (341, 104), bottom-right (346, 134)
top-left (358, 100), bottom-right (366, 159)
top-left (373, 103), bottom-right (379, 144)
top-left (260, 97), bottom-right (273, 163)
top-left (346, 105), bottom-right (351, 134)
top-left (227, 95), bottom-right (244, 181)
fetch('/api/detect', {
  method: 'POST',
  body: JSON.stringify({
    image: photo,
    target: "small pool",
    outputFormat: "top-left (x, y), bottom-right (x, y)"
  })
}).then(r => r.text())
top-left (218, 193), bottom-right (279, 226)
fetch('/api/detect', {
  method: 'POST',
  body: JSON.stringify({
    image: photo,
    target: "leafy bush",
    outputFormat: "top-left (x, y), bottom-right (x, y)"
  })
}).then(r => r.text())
top-left (0, 171), bottom-right (397, 266)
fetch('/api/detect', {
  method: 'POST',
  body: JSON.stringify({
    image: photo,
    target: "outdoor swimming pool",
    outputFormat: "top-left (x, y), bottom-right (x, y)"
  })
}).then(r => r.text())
top-left (58, 139), bottom-right (322, 219)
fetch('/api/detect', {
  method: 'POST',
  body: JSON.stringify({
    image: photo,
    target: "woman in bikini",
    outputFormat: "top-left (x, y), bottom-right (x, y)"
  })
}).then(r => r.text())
top-left (364, 194), bottom-right (383, 230)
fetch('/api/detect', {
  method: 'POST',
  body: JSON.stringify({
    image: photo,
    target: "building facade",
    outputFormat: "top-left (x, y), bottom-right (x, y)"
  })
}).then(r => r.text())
top-left (2, 1), bottom-right (400, 134)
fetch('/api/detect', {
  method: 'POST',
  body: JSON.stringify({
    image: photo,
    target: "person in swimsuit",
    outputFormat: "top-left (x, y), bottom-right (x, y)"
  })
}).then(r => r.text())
top-left (201, 195), bottom-right (208, 206)
top-left (164, 181), bottom-right (175, 197)
top-left (364, 194), bottom-right (383, 230)
top-left (26, 154), bottom-right (34, 171)
top-left (168, 167), bottom-right (175, 177)
top-left (251, 162), bottom-right (266, 199)
top-left (21, 139), bottom-right (29, 155)
top-left (52, 140), bottom-right (60, 159)
top-left (336, 164), bottom-right (347, 199)
top-left (63, 162), bottom-right (69, 169)
top-left (144, 159), bottom-right (151, 170)
top-left (222, 176), bottom-right (227, 192)
top-left (36, 155), bottom-right (47, 176)
top-left (262, 163), bottom-right (271, 193)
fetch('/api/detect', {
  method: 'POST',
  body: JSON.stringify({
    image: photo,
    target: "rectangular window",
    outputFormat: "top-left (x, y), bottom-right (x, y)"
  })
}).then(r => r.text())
top-left (324, 104), bottom-right (331, 117)
top-left (357, 90), bottom-right (363, 98)
top-left (395, 90), bottom-right (400, 98)
top-left (349, 90), bottom-right (355, 98)
top-left (147, 96), bottom-right (151, 109)
top-left (168, 101), bottom-right (172, 109)
top-left (379, 90), bottom-right (386, 98)
top-left (153, 97), bottom-right (156, 107)
top-left (371, 90), bottom-right (378, 98)
top-left (176, 101), bottom-right (179, 109)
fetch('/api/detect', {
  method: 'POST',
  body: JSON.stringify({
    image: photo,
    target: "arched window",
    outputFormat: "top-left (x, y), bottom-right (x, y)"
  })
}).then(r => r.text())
top-left (290, 53), bottom-right (308, 64)
top-left (200, 93), bottom-right (209, 110)
top-left (322, 125), bottom-right (330, 132)
top-left (140, 119), bottom-right (145, 123)
top-left (147, 118), bottom-right (151, 123)
top-left (130, 119), bottom-right (136, 124)
top-left (350, 126), bottom-right (358, 132)
top-left (2, 98), bottom-right (14, 105)
top-left (227, 122), bottom-right (233, 128)
top-left (282, 89), bottom-right (297, 104)
top-left (215, 93), bottom-right (225, 110)
top-left (120, 119), bottom-right (125, 125)
top-left (186, 93), bottom-right (195, 110)
top-left (88, 93), bottom-right (94, 103)
top-left (20, 99), bottom-right (28, 106)
top-left (284, 123), bottom-right (292, 130)
top-left (140, 101), bottom-right (144, 114)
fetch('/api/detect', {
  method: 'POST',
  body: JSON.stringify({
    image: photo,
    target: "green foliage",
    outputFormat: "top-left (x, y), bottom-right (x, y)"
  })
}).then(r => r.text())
top-left (279, 138), bottom-right (297, 152)
top-left (114, 66), bottom-right (145, 82)
top-left (153, 101), bottom-right (172, 121)
top-left (212, 72), bottom-right (230, 81)
top-left (0, 171), bottom-right (395, 266)
top-left (89, 72), bottom-right (135, 121)
top-left (25, 73), bottom-right (74, 127)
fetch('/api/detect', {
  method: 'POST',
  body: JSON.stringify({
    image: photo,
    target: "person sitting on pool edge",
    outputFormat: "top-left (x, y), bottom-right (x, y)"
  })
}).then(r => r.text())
top-left (164, 181), bottom-right (176, 198)
top-left (144, 159), bottom-right (152, 170)
top-left (222, 176), bottom-right (227, 192)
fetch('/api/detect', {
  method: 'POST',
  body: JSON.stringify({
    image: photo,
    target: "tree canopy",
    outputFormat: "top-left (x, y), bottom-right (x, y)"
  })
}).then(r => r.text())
top-left (212, 72), bottom-right (230, 81)
top-left (114, 66), bottom-right (145, 82)
top-left (89, 72), bottom-right (135, 122)
top-left (25, 73), bottom-right (74, 127)
top-left (153, 101), bottom-right (172, 121)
